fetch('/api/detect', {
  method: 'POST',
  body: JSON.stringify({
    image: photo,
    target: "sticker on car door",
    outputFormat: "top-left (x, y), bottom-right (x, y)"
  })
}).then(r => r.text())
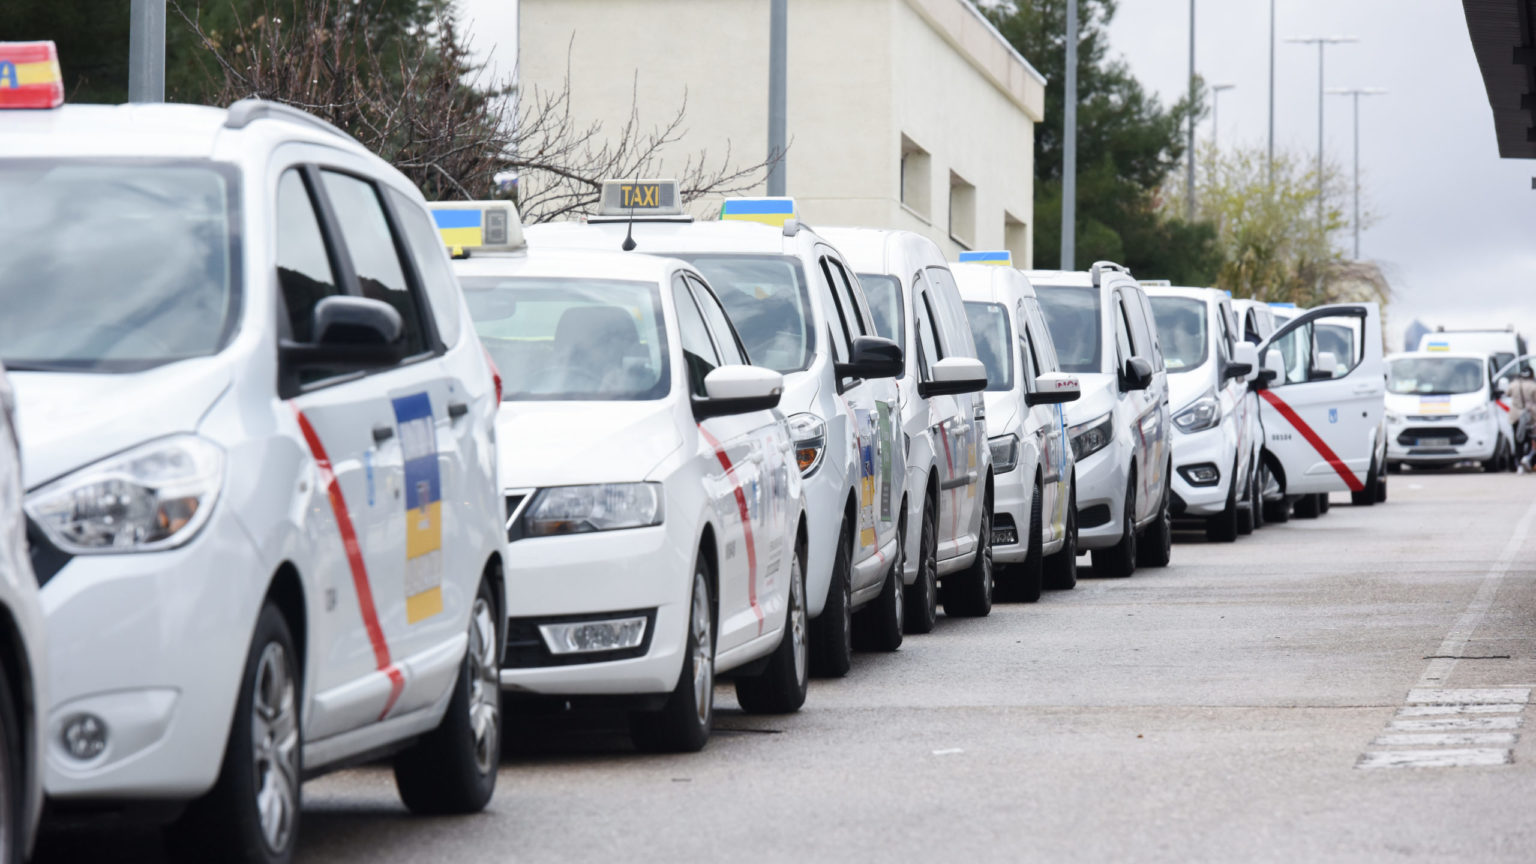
top-left (394, 393), bottom-right (444, 623)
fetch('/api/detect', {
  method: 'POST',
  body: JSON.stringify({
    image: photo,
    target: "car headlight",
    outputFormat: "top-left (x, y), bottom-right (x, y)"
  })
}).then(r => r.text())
top-left (1173, 389), bottom-right (1221, 433)
top-left (25, 435), bottom-right (224, 554)
top-left (1467, 405), bottom-right (1491, 423)
top-left (989, 434), bottom-right (1020, 473)
top-left (788, 412), bottom-right (826, 475)
top-left (1069, 413), bottom-right (1114, 461)
top-left (1384, 410), bottom-right (1403, 424)
top-left (523, 483), bottom-right (664, 537)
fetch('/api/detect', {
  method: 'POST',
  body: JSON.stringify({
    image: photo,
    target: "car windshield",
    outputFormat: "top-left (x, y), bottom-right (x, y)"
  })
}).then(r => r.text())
top-left (0, 160), bottom-right (241, 372)
top-left (1387, 357), bottom-right (1484, 396)
top-left (460, 276), bottom-right (670, 401)
top-left (671, 254), bottom-right (813, 373)
top-left (963, 302), bottom-right (1013, 392)
top-left (1034, 285), bottom-right (1102, 374)
top-left (1148, 296), bottom-right (1209, 372)
top-left (857, 273), bottom-right (905, 354)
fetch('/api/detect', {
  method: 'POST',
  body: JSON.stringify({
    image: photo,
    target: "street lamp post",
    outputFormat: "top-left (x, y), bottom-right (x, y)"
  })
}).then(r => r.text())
top-left (1267, 0), bottom-right (1274, 187)
top-left (1327, 87), bottom-right (1387, 259)
top-left (128, 0), bottom-right (166, 103)
top-left (1062, 0), bottom-right (1078, 270)
top-left (1186, 0), bottom-right (1196, 221)
top-left (767, 0), bottom-right (788, 196)
top-left (1211, 83), bottom-right (1235, 152)
top-left (1285, 36), bottom-right (1358, 228)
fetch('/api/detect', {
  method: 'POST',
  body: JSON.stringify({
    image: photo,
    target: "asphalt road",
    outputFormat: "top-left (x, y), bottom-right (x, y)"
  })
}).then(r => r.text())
top-left (36, 470), bottom-right (1536, 863)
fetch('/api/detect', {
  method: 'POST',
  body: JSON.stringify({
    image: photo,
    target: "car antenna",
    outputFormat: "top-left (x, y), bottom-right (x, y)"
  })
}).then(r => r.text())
top-left (621, 177), bottom-right (639, 251)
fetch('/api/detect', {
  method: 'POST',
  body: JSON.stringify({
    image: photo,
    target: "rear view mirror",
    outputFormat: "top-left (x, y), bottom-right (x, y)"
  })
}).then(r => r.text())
top-left (1311, 350), bottom-right (1340, 381)
top-left (1496, 376), bottom-right (1511, 397)
top-left (835, 335), bottom-right (903, 381)
top-left (1120, 357), bottom-right (1153, 392)
top-left (280, 295), bottom-right (405, 376)
top-left (695, 365), bottom-right (783, 419)
top-left (1026, 372), bottom-right (1081, 406)
top-left (919, 357), bottom-right (989, 398)
top-left (1227, 343), bottom-right (1258, 382)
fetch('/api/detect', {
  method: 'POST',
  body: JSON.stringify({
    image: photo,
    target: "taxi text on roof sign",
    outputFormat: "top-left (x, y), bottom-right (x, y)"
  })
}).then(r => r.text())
top-left (958, 251), bottom-right (1012, 266)
top-left (0, 41), bottom-right (64, 110)
top-left (597, 179), bottom-right (684, 217)
top-left (720, 197), bottom-right (796, 227)
top-left (428, 201), bottom-right (525, 256)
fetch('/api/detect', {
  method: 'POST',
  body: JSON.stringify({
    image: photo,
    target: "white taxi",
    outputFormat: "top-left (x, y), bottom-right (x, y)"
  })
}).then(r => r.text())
top-left (1385, 351), bottom-right (1513, 472)
top-left (526, 184), bottom-right (904, 677)
top-left (952, 254), bottom-right (1081, 600)
top-left (1, 59), bottom-right (506, 862)
top-left (437, 202), bottom-right (807, 752)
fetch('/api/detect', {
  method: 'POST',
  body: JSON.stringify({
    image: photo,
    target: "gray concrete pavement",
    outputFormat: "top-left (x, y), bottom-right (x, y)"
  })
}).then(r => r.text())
top-left (36, 471), bottom-right (1536, 862)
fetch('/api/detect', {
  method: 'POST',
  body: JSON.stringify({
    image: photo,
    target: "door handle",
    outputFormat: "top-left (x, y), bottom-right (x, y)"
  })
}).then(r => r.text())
top-left (372, 425), bottom-right (394, 444)
top-left (1351, 384), bottom-right (1379, 396)
top-left (448, 401), bottom-right (469, 420)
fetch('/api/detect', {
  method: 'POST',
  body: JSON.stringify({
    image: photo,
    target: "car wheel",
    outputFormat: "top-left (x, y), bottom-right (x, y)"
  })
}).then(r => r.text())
top-left (1237, 464), bottom-right (1257, 535)
top-left (1016, 480), bottom-right (1045, 603)
top-left (903, 499), bottom-right (939, 634)
top-left (1091, 477), bottom-right (1137, 579)
top-left (1293, 494), bottom-right (1322, 518)
top-left (941, 494), bottom-right (994, 617)
top-left (1484, 441), bottom-right (1504, 473)
top-left (736, 536), bottom-right (809, 713)
top-left (1387, 460), bottom-right (1403, 474)
top-left (1376, 463), bottom-right (1389, 502)
top-left (1351, 457), bottom-right (1379, 506)
top-left (809, 518), bottom-right (854, 677)
top-left (855, 512), bottom-right (904, 652)
top-left (1206, 460), bottom-right (1240, 543)
top-left (1251, 462), bottom-right (1267, 530)
top-left (631, 562), bottom-right (713, 752)
top-left (394, 576), bottom-right (501, 813)
top-left (166, 604), bottom-right (300, 864)
top-left (1318, 494), bottom-right (1331, 514)
top-left (1042, 481), bottom-right (1078, 590)
top-left (0, 661), bottom-right (19, 864)
top-left (1136, 475), bottom-right (1173, 568)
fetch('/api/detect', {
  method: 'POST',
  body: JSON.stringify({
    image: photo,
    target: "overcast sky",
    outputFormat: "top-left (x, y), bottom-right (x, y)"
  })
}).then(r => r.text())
top-left (461, 1), bottom-right (1531, 350)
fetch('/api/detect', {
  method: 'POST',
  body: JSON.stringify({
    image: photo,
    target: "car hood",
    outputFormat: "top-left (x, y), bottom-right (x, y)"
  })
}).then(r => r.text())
top-left (11, 361), bottom-right (233, 490)
top-left (982, 390), bottom-right (1022, 435)
top-left (1063, 373), bottom-right (1117, 427)
top-left (495, 400), bottom-right (683, 489)
top-left (1384, 390), bottom-right (1489, 418)
top-left (1167, 368), bottom-right (1215, 413)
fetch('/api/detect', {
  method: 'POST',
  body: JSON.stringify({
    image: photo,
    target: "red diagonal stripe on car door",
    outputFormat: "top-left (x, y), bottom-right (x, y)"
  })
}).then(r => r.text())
top-left (1257, 390), bottom-right (1365, 493)
top-left (699, 425), bottom-right (764, 634)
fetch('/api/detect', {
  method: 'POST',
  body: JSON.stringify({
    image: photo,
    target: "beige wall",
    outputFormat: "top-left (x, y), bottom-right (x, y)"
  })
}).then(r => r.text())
top-left (518, 0), bottom-right (1043, 265)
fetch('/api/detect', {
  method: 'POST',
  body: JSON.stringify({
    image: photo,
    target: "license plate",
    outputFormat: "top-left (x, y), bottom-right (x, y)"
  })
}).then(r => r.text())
top-left (1418, 438), bottom-right (1451, 447)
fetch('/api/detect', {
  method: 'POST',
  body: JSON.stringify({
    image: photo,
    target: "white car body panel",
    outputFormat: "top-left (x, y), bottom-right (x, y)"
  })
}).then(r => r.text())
top-left (1384, 351), bottom-right (1510, 466)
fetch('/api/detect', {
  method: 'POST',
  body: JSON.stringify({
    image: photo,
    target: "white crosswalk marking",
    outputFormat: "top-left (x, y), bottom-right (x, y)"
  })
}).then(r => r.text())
top-left (1358, 749), bottom-right (1513, 769)
top-left (1406, 688), bottom-right (1530, 705)
top-left (1371, 732), bottom-right (1518, 747)
top-left (1358, 688), bottom-right (1530, 769)
top-left (1388, 716), bottom-right (1522, 731)
top-left (1397, 704), bottom-right (1522, 716)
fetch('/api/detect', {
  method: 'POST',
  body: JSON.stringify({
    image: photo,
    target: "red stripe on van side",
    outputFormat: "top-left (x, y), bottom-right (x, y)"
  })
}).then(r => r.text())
top-left (699, 425), bottom-right (764, 634)
top-left (1257, 390), bottom-right (1365, 492)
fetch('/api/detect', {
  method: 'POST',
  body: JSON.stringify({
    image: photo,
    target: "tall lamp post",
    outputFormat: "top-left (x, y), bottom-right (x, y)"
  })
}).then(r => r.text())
top-left (1210, 83), bottom-right (1235, 152)
top-left (1327, 87), bottom-right (1387, 259)
top-left (1061, 0), bottom-right (1079, 270)
top-left (1285, 36), bottom-right (1358, 228)
top-left (128, 0), bottom-right (166, 103)
top-left (767, 0), bottom-right (787, 196)
top-left (1185, 0), bottom-right (1196, 220)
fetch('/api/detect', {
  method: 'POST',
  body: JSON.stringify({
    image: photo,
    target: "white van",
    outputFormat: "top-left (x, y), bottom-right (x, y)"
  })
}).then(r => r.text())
top-left (1031, 263), bottom-right (1173, 578)
top-left (1419, 328), bottom-right (1527, 375)
top-left (953, 256), bottom-right (1081, 600)
top-left (818, 228), bottom-right (995, 628)
top-left (1145, 287), bottom-right (1261, 542)
top-left (1385, 351), bottom-right (1515, 472)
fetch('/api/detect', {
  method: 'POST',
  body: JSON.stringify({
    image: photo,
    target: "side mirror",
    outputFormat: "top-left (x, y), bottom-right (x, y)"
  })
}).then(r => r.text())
top-left (280, 296), bottom-right (405, 372)
top-left (1026, 372), bottom-right (1081, 406)
top-left (1120, 356), bottom-right (1154, 392)
top-left (1227, 343), bottom-right (1258, 382)
top-left (1310, 350), bottom-right (1340, 381)
top-left (694, 365), bottom-right (783, 419)
top-left (918, 357), bottom-right (988, 398)
top-left (1496, 376), bottom-right (1511, 397)
top-left (835, 335), bottom-right (903, 381)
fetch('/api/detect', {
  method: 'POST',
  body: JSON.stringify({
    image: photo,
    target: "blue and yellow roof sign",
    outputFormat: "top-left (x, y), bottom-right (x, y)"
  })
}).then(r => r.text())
top-left (1426, 340), bottom-right (1450, 351)
top-left (957, 251), bottom-right (1012, 266)
top-left (428, 201), bottom-right (524, 256)
top-left (720, 197), bottom-right (797, 227)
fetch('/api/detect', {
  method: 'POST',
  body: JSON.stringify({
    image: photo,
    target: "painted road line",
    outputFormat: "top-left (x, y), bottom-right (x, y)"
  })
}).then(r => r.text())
top-left (1357, 749), bottom-right (1512, 769)
top-left (1387, 716), bottom-right (1521, 731)
top-left (1371, 732), bottom-right (1518, 747)
top-left (1406, 688), bottom-right (1530, 704)
top-left (1397, 704), bottom-right (1523, 716)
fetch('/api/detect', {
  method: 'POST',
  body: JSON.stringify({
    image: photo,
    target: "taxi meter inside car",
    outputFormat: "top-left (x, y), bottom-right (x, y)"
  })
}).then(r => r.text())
top-left (0, 76), bottom-right (509, 863)
top-left (433, 195), bottom-right (810, 753)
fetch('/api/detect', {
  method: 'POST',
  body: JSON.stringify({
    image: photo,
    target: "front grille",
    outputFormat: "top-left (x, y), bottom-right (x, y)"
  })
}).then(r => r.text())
top-left (1407, 415), bottom-right (1459, 422)
top-left (1079, 504), bottom-right (1112, 528)
top-left (1398, 427), bottom-right (1468, 447)
top-left (26, 518), bottom-right (70, 588)
top-left (503, 608), bottom-right (658, 668)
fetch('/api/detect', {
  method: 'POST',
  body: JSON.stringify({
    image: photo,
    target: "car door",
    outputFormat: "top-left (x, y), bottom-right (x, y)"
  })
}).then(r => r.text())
top-left (912, 282), bottom-right (965, 558)
top-left (925, 266), bottom-right (983, 547)
top-left (1111, 289), bottom-right (1153, 521)
top-left (1257, 304), bottom-right (1385, 495)
top-left (1129, 287), bottom-right (1170, 517)
top-left (1018, 304), bottom-right (1062, 543)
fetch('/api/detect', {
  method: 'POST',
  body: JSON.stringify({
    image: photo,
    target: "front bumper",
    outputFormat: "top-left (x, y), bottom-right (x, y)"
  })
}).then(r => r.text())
top-left (1074, 442), bottom-right (1127, 550)
top-left (1386, 417), bottom-right (1498, 464)
top-left (1169, 425), bottom-right (1234, 517)
top-left (39, 512), bottom-right (262, 801)
top-left (991, 454), bottom-right (1032, 564)
top-left (499, 524), bottom-right (692, 696)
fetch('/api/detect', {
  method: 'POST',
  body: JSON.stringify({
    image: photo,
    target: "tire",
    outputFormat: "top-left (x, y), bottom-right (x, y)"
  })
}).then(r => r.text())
top-left (809, 519), bottom-right (854, 678)
top-left (1376, 465), bottom-right (1389, 502)
top-left (854, 513), bottom-right (904, 652)
top-left (736, 537), bottom-right (809, 713)
top-left (1483, 441), bottom-right (1503, 473)
top-left (1205, 460), bottom-right (1240, 543)
top-left (0, 661), bottom-right (19, 864)
top-left (1016, 481), bottom-right (1045, 603)
top-left (941, 492), bottom-right (994, 617)
top-left (1237, 464), bottom-right (1257, 535)
top-left (1043, 481), bottom-right (1078, 591)
top-left (1263, 497), bottom-right (1291, 523)
top-left (1136, 475), bottom-right (1173, 568)
top-left (394, 576), bottom-right (501, 814)
top-left (166, 604), bottom-right (301, 864)
top-left (1351, 457), bottom-right (1379, 506)
top-left (1091, 477), bottom-right (1136, 579)
top-left (630, 562), bottom-right (713, 752)
top-left (1318, 494), bottom-right (1331, 514)
top-left (903, 499), bottom-right (939, 635)
top-left (1387, 461), bottom-right (1402, 475)
top-left (1251, 462), bottom-right (1267, 530)
top-left (1293, 494), bottom-right (1322, 519)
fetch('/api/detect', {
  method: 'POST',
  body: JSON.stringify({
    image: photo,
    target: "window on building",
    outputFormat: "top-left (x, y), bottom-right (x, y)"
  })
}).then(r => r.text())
top-left (948, 171), bottom-right (975, 250)
top-left (900, 134), bottom-right (931, 220)
top-left (1004, 211), bottom-right (1028, 266)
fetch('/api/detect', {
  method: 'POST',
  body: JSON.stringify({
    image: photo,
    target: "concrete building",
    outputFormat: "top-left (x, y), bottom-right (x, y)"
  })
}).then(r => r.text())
top-left (518, 0), bottom-right (1046, 264)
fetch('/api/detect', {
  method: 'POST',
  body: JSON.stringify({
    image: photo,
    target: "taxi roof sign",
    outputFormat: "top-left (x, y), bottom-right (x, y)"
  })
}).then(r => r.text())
top-left (429, 201), bottom-right (525, 257)
top-left (958, 251), bottom-right (1012, 266)
top-left (596, 179), bottom-right (685, 218)
top-left (720, 197), bottom-right (797, 228)
top-left (0, 41), bottom-right (64, 110)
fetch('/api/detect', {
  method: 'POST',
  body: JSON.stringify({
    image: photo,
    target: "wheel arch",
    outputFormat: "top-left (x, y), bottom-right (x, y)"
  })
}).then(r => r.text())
top-left (265, 562), bottom-right (308, 677)
top-left (0, 603), bottom-right (35, 845)
top-left (697, 525), bottom-right (720, 627)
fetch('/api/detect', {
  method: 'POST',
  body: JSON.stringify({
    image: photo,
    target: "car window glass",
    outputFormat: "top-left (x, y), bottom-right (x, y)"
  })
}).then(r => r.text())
top-left (1035, 285), bottom-right (1102, 374)
top-left (1114, 297), bottom-right (1135, 367)
top-left (1127, 290), bottom-right (1160, 369)
top-left (276, 169), bottom-right (341, 343)
top-left (672, 275), bottom-right (720, 398)
top-left (319, 171), bottom-right (427, 357)
top-left (675, 254), bottom-right (813, 373)
top-left (1313, 314), bottom-right (1364, 377)
top-left (688, 276), bottom-right (746, 366)
top-left (915, 291), bottom-right (943, 379)
top-left (826, 258), bottom-right (868, 337)
top-left (817, 258), bottom-right (853, 363)
top-left (925, 267), bottom-right (973, 355)
top-left (1021, 317), bottom-right (1043, 383)
top-left (963, 301), bottom-right (1012, 392)
top-left (1270, 321), bottom-right (1314, 385)
top-left (857, 272), bottom-right (904, 354)
top-left (1026, 301), bottom-right (1061, 371)
top-left (385, 187), bottom-right (461, 348)
top-left (1147, 296), bottom-right (1208, 372)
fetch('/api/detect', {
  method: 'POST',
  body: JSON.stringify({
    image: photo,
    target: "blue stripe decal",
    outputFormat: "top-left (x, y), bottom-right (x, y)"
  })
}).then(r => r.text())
top-left (958, 251), bottom-right (1011, 263)
top-left (721, 199), bottom-right (795, 215)
top-left (431, 209), bottom-right (482, 229)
